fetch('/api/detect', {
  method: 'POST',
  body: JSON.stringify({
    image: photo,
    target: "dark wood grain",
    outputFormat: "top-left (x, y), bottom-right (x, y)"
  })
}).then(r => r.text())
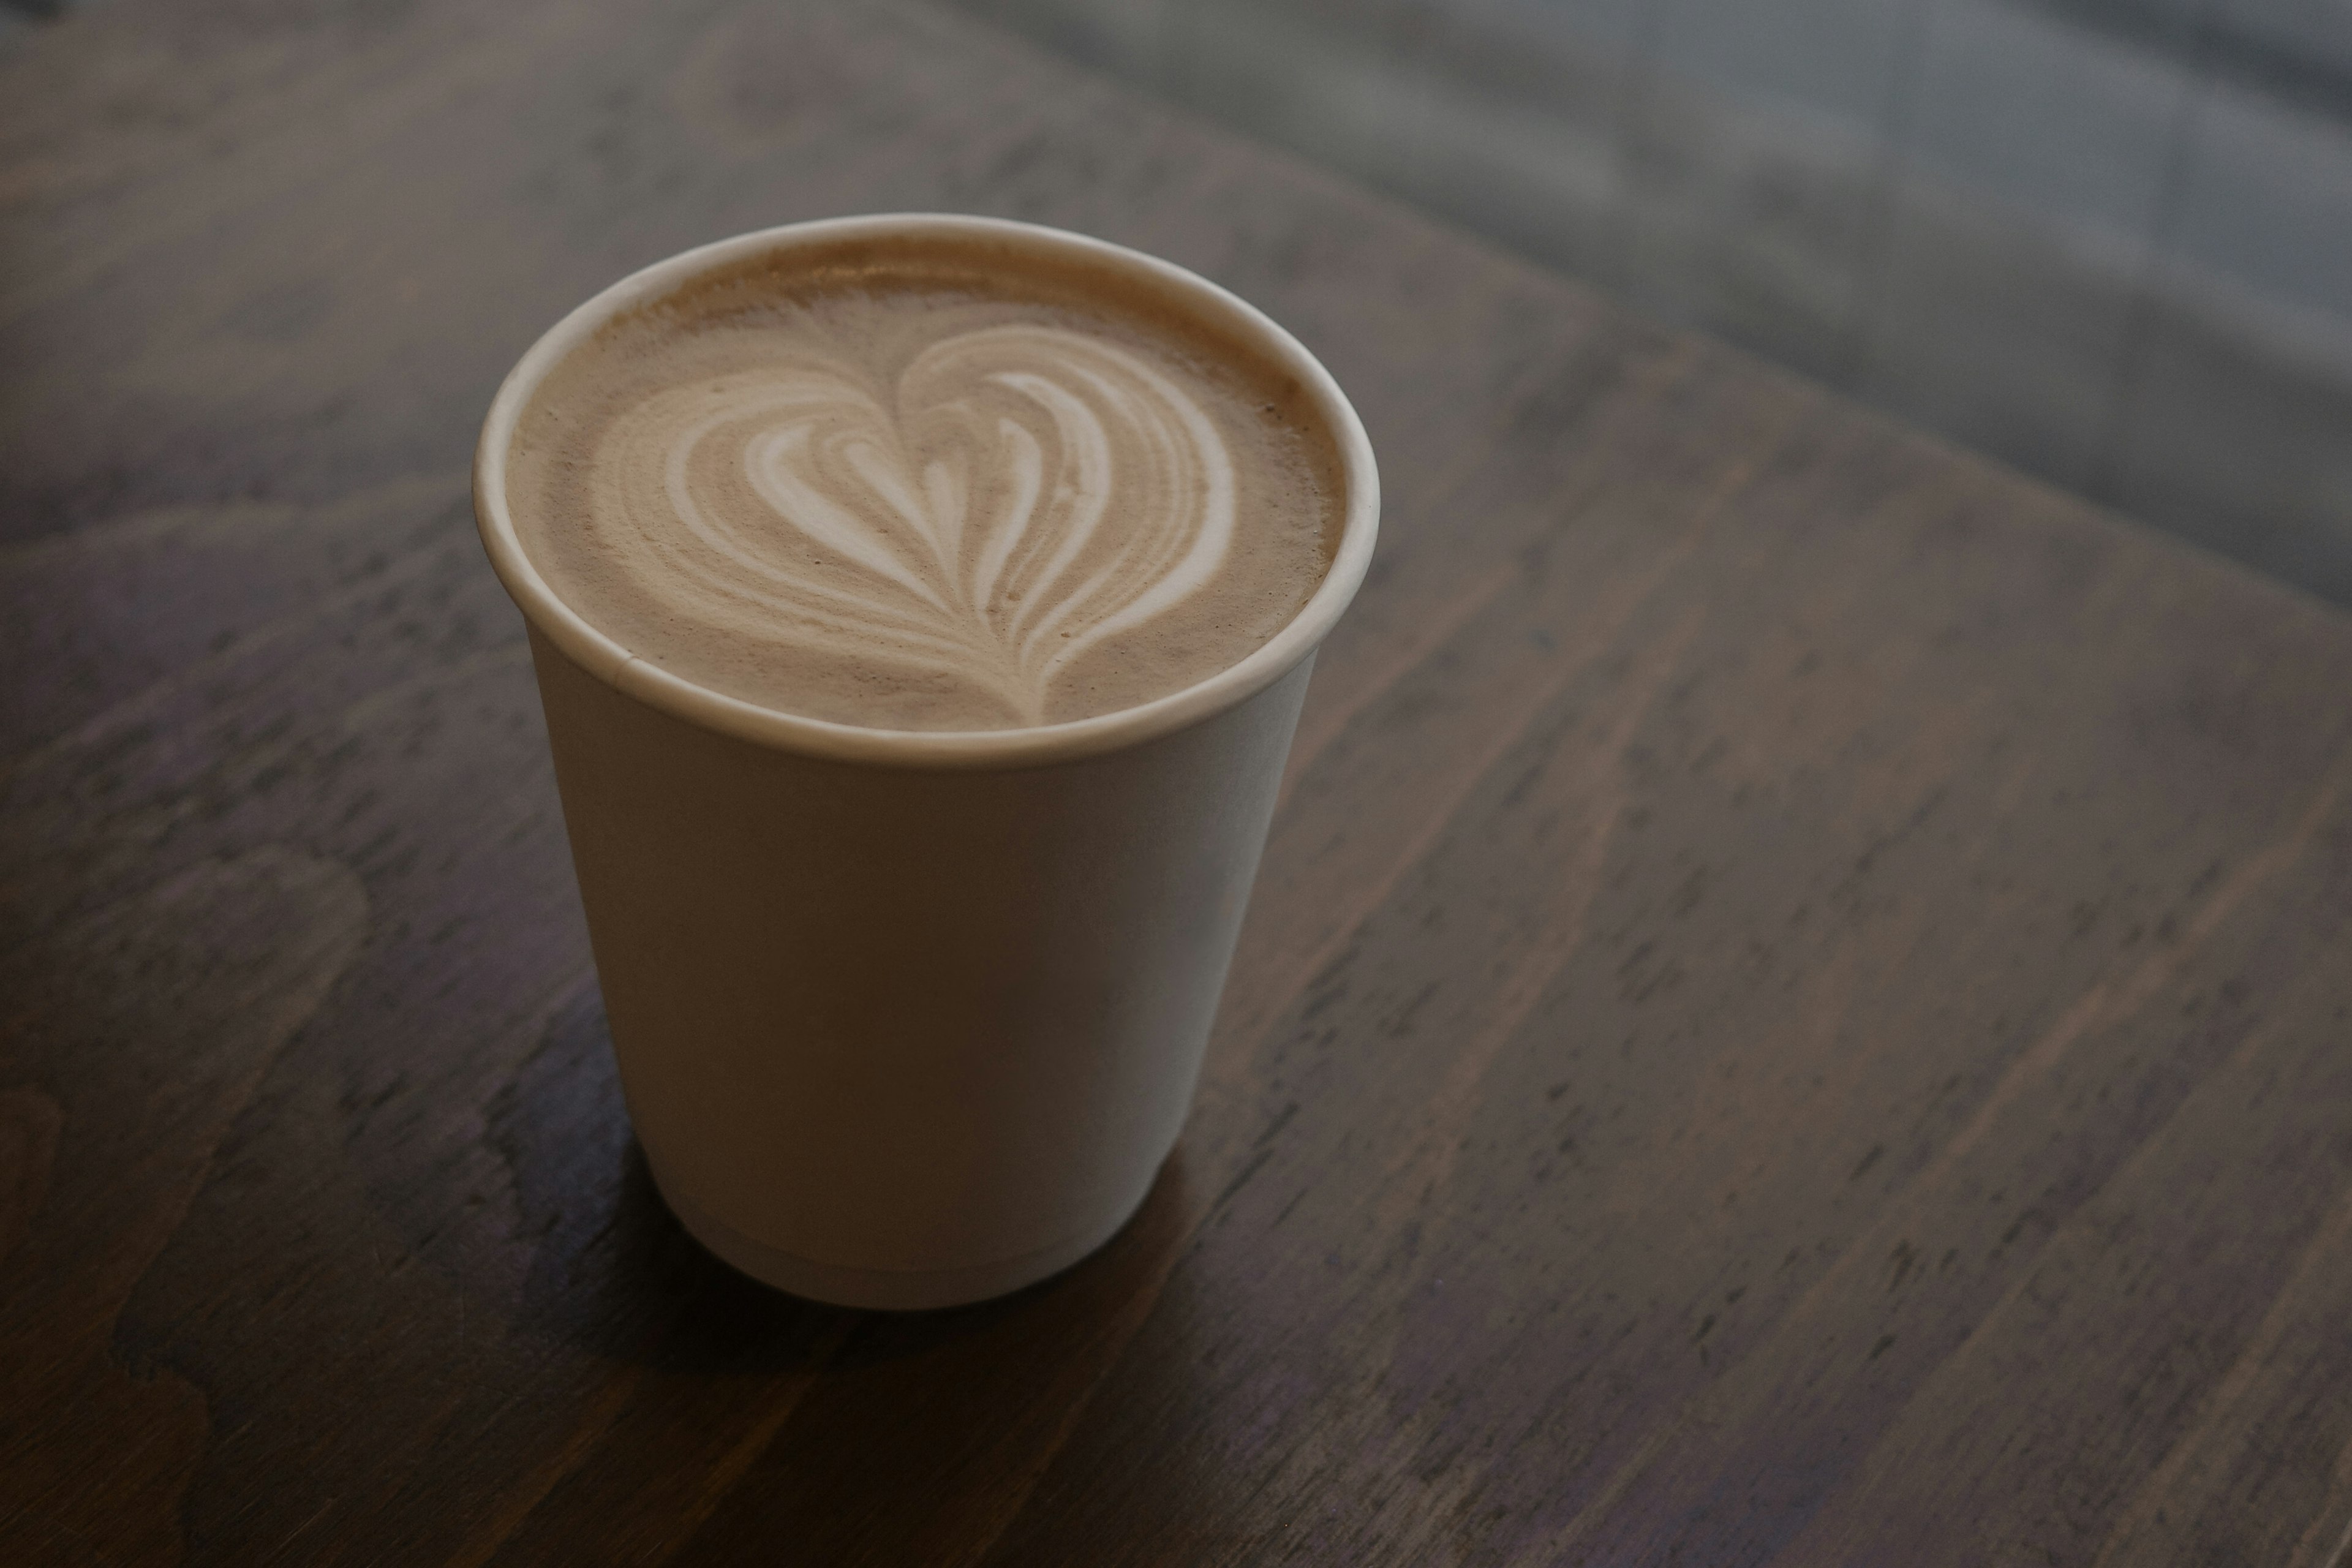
top-left (4, 2), bottom-right (2351, 1564)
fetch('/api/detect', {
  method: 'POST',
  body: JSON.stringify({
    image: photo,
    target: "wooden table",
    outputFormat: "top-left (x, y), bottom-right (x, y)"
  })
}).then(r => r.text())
top-left (6, 2), bottom-right (2351, 1563)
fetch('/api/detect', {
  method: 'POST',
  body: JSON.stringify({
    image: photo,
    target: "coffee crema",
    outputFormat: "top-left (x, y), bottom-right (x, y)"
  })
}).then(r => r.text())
top-left (505, 236), bottom-right (1345, 731)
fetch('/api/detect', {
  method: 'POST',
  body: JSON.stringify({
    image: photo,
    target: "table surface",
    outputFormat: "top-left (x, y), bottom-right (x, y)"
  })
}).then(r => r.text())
top-left (6, 2), bottom-right (2352, 1564)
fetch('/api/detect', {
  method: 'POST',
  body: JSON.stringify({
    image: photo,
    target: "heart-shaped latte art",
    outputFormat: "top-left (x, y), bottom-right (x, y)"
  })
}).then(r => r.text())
top-left (600, 323), bottom-right (1237, 725)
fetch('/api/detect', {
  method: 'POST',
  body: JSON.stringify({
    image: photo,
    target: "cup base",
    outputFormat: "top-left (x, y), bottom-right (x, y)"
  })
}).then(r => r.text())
top-left (649, 1155), bottom-right (1157, 1310)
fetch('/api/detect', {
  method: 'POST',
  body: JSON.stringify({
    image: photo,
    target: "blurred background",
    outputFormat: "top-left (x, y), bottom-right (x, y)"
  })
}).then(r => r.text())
top-left (10, 0), bottom-right (2350, 605)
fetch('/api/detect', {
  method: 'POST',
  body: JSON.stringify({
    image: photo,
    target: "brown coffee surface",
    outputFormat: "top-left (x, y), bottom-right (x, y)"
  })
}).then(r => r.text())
top-left (505, 233), bottom-right (1345, 731)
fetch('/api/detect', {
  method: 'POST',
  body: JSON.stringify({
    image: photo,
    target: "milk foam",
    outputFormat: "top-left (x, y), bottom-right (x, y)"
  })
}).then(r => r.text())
top-left (508, 255), bottom-right (1340, 730)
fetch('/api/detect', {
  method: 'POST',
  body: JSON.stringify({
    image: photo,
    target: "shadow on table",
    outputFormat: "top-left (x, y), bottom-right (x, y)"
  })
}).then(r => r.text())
top-left (442, 982), bottom-right (1215, 1556)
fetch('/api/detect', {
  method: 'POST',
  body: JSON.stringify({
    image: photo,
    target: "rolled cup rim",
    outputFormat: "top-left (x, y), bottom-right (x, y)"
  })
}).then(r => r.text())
top-left (472, 213), bottom-right (1380, 772)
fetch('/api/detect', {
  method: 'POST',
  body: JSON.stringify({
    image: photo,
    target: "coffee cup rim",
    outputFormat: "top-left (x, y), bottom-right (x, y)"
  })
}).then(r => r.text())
top-left (473, 213), bottom-right (1380, 771)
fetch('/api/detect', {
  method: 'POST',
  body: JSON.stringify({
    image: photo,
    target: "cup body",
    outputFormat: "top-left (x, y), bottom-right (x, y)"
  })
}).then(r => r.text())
top-left (530, 625), bottom-right (1313, 1305)
top-left (475, 216), bottom-right (1378, 1308)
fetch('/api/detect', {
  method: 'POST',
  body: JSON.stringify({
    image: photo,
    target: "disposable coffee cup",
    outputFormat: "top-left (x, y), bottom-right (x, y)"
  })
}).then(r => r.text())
top-left (473, 215), bottom-right (1378, 1310)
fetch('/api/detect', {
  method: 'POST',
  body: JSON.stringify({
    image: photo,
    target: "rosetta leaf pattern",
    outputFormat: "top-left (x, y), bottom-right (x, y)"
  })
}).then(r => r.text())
top-left (635, 324), bottom-right (1235, 725)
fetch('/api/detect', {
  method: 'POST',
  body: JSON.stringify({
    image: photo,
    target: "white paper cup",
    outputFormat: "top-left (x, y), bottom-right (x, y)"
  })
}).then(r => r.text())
top-left (474, 216), bottom-right (1378, 1309)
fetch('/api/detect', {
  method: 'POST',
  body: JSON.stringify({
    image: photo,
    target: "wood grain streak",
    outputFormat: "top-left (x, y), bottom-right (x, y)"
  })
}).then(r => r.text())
top-left (1524, 748), bottom-right (2352, 1564)
top-left (445, 1370), bottom-right (647, 1568)
top-left (2091, 1176), bottom-right (2352, 1566)
top-left (664, 1320), bottom-right (858, 1551)
top-left (2293, 1434), bottom-right (2352, 1568)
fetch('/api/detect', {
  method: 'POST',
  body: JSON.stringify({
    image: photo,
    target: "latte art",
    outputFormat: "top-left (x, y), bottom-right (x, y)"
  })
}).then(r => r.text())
top-left (507, 257), bottom-right (1341, 731)
top-left (624, 326), bottom-right (1234, 725)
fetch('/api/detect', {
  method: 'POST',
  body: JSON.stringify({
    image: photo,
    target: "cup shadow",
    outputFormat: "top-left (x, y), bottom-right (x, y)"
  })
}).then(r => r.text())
top-left (463, 982), bottom-right (1226, 1559)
